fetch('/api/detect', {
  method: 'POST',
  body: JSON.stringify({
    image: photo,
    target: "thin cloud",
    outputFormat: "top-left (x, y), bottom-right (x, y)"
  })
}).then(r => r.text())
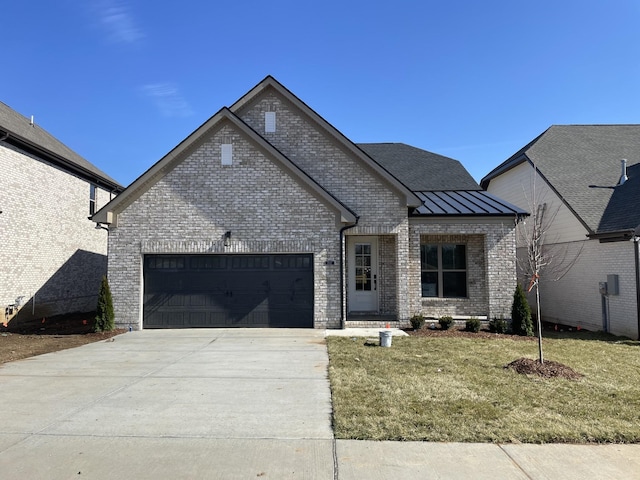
top-left (95, 0), bottom-right (144, 45)
top-left (142, 83), bottom-right (194, 118)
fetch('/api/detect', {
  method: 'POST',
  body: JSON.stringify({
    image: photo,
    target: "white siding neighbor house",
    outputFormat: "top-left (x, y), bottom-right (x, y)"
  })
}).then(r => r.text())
top-left (482, 125), bottom-right (640, 339)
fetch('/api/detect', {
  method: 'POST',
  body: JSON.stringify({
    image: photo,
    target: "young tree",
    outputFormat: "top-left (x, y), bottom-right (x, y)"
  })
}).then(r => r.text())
top-left (517, 169), bottom-right (582, 363)
top-left (95, 276), bottom-right (115, 332)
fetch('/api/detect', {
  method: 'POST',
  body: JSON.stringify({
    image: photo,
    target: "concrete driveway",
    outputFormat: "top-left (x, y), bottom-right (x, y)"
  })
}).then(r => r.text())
top-left (0, 329), bottom-right (334, 479)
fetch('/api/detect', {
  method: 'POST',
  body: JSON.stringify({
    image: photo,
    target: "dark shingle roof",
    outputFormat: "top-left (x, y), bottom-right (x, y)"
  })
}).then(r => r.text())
top-left (481, 125), bottom-right (640, 235)
top-left (357, 143), bottom-right (481, 191)
top-left (412, 191), bottom-right (528, 216)
top-left (0, 101), bottom-right (122, 191)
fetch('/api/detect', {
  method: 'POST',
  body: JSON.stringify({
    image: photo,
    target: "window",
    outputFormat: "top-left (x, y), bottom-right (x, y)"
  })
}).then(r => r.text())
top-left (421, 244), bottom-right (467, 298)
top-left (89, 184), bottom-right (97, 215)
top-left (190, 256), bottom-right (227, 270)
top-left (146, 256), bottom-right (186, 269)
top-left (274, 255), bottom-right (311, 269)
top-left (231, 256), bottom-right (270, 269)
top-left (354, 243), bottom-right (372, 291)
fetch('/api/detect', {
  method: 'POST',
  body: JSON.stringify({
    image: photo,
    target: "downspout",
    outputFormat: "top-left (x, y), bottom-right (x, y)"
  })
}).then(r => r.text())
top-left (635, 235), bottom-right (640, 340)
top-left (0, 131), bottom-right (9, 142)
top-left (339, 216), bottom-right (359, 329)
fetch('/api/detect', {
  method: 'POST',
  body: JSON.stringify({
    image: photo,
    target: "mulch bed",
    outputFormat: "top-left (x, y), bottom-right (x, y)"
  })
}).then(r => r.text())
top-left (405, 326), bottom-right (537, 341)
top-left (505, 357), bottom-right (584, 380)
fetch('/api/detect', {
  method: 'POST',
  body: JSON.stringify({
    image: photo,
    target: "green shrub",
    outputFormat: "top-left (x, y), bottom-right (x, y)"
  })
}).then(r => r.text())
top-left (489, 316), bottom-right (508, 334)
top-left (511, 283), bottom-right (533, 336)
top-left (465, 317), bottom-right (481, 333)
top-left (95, 276), bottom-right (115, 332)
top-left (439, 316), bottom-right (454, 330)
top-left (410, 314), bottom-right (425, 330)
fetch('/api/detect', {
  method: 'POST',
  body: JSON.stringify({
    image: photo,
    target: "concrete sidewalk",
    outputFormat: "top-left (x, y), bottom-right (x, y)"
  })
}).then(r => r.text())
top-left (1, 329), bottom-right (639, 479)
top-left (336, 441), bottom-right (640, 479)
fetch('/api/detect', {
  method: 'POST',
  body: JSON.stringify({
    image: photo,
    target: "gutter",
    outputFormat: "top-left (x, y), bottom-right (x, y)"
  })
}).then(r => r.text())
top-left (339, 216), bottom-right (359, 329)
top-left (588, 229), bottom-right (636, 243)
top-left (2, 130), bottom-right (122, 192)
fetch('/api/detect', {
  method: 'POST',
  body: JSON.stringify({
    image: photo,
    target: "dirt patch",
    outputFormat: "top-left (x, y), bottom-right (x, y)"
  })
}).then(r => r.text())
top-left (505, 357), bottom-right (584, 380)
top-left (0, 311), bottom-right (124, 364)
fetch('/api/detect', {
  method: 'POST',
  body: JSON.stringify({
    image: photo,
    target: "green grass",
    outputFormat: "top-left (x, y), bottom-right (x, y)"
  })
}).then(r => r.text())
top-left (327, 331), bottom-right (640, 443)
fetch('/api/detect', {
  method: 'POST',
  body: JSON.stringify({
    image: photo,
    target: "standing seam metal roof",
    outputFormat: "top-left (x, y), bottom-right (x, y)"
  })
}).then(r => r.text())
top-left (411, 191), bottom-right (528, 216)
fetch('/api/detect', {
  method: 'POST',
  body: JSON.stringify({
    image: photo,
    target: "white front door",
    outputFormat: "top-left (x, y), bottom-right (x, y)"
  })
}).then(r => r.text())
top-left (347, 236), bottom-right (379, 313)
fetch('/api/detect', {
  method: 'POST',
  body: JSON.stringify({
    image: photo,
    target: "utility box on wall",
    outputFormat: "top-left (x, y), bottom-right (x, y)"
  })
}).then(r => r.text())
top-left (607, 274), bottom-right (619, 296)
top-left (599, 282), bottom-right (608, 295)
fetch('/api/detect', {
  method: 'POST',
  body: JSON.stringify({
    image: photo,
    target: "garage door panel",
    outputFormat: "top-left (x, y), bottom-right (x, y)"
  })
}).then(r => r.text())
top-left (143, 254), bottom-right (313, 328)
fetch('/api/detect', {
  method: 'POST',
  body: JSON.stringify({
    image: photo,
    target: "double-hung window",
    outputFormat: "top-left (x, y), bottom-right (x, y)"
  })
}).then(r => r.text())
top-left (421, 244), bottom-right (467, 298)
top-left (89, 184), bottom-right (97, 216)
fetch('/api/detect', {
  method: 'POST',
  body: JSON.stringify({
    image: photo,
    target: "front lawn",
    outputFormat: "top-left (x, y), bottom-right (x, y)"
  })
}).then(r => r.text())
top-left (326, 330), bottom-right (640, 443)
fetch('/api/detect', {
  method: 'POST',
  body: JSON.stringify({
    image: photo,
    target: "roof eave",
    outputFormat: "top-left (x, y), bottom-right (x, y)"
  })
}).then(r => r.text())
top-left (480, 153), bottom-right (528, 189)
top-left (588, 229), bottom-right (638, 243)
top-left (1, 128), bottom-right (123, 192)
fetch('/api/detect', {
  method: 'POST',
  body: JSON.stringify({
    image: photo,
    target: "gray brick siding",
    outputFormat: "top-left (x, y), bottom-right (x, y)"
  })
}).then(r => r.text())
top-left (409, 220), bottom-right (517, 321)
top-left (378, 235), bottom-right (398, 315)
top-left (238, 91), bottom-right (411, 323)
top-left (236, 91), bottom-right (408, 228)
top-left (0, 141), bottom-right (111, 322)
top-left (108, 121), bottom-right (343, 329)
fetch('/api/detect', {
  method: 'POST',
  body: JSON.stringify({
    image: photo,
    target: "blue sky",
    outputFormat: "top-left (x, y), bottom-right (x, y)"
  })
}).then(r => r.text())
top-left (3, 1), bottom-right (640, 186)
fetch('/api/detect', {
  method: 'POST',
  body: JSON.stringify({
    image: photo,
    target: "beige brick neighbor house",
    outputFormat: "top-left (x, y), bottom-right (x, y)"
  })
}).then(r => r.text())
top-left (93, 76), bottom-right (525, 330)
top-left (1, 101), bottom-right (123, 327)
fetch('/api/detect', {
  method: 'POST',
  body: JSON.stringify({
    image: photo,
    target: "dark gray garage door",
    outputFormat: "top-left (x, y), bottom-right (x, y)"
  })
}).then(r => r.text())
top-left (143, 254), bottom-right (313, 328)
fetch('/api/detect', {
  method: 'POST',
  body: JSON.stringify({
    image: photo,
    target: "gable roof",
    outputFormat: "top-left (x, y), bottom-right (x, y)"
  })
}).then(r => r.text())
top-left (481, 125), bottom-right (640, 236)
top-left (0, 101), bottom-right (123, 192)
top-left (230, 76), bottom-right (421, 208)
top-left (92, 107), bottom-right (357, 225)
top-left (357, 143), bottom-right (481, 191)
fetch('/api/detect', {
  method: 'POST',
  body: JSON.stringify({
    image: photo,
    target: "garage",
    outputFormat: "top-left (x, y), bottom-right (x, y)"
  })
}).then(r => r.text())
top-left (143, 254), bottom-right (314, 328)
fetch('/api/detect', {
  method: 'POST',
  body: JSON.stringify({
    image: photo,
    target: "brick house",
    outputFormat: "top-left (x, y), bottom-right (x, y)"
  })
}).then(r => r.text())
top-left (0, 101), bottom-right (123, 326)
top-left (482, 125), bottom-right (640, 339)
top-left (93, 76), bottom-right (525, 330)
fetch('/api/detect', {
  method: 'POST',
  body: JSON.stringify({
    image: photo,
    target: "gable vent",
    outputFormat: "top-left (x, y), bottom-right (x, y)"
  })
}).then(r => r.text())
top-left (265, 111), bottom-right (276, 133)
top-left (221, 143), bottom-right (233, 165)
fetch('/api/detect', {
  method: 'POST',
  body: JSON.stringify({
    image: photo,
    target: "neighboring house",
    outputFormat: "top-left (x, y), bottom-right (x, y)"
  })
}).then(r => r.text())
top-left (481, 125), bottom-right (640, 339)
top-left (93, 76), bottom-right (525, 330)
top-left (0, 102), bottom-right (123, 327)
